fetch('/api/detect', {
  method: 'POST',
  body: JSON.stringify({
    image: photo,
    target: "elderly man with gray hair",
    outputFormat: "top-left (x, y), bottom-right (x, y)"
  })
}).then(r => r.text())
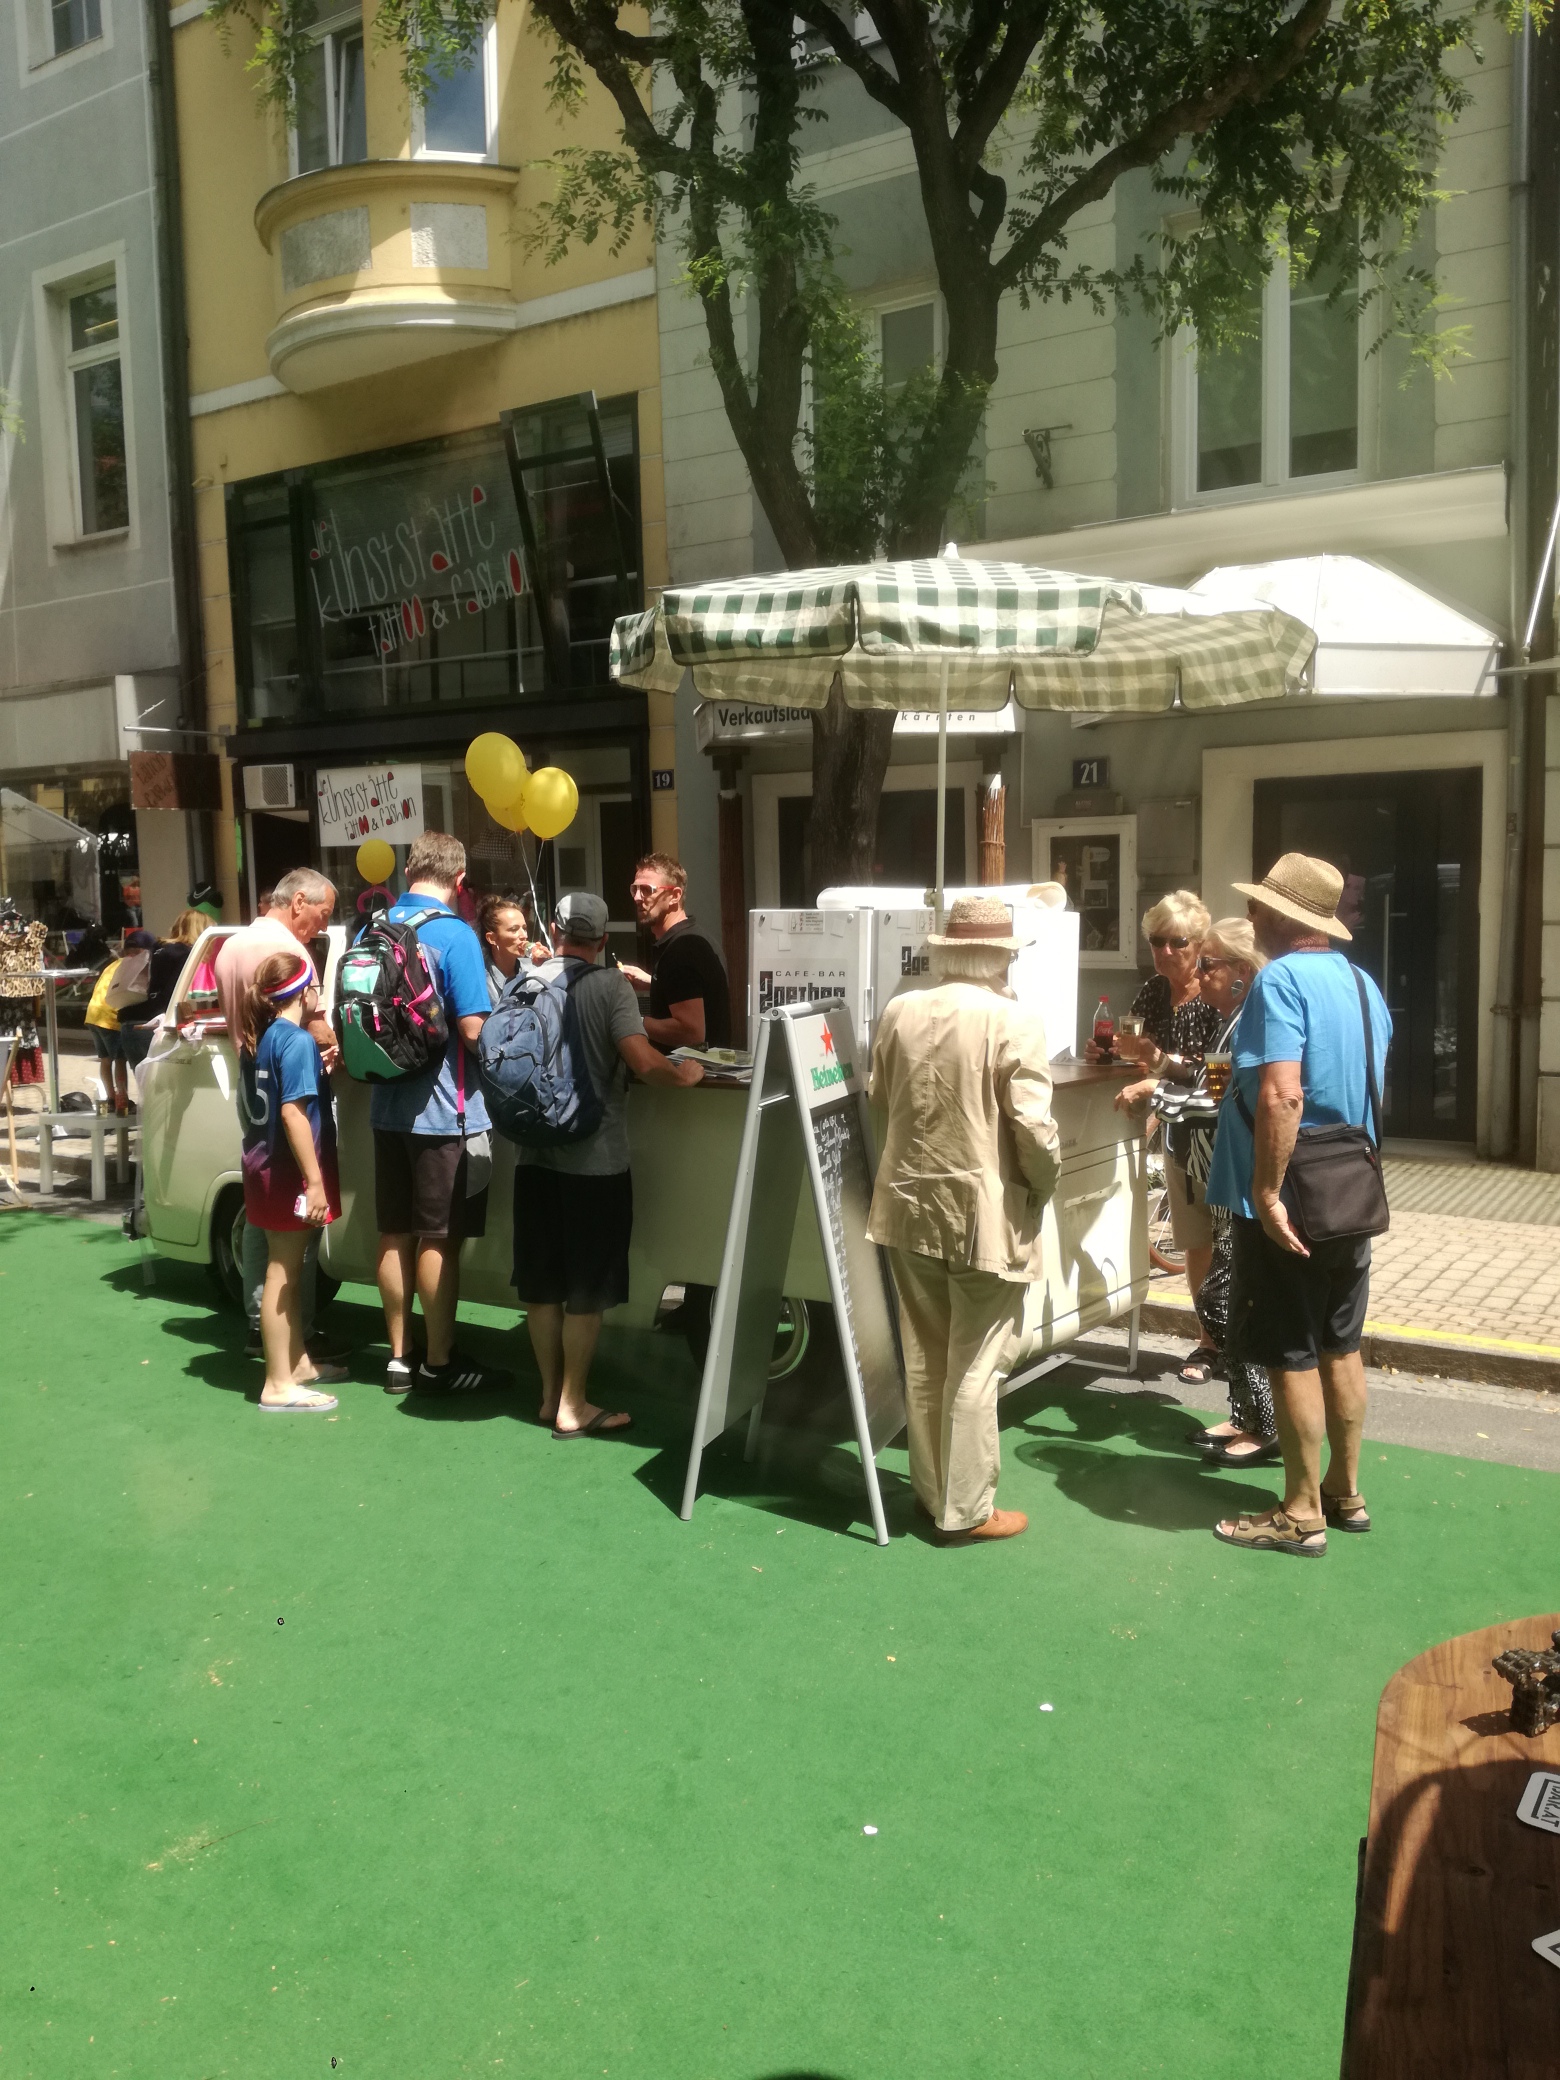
top-left (866, 896), bottom-right (1061, 1543)
top-left (211, 866), bottom-right (348, 1376)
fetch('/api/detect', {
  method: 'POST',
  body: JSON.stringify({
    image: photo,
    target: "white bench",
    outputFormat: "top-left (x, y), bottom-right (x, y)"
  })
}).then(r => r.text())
top-left (9, 1112), bottom-right (132, 1202)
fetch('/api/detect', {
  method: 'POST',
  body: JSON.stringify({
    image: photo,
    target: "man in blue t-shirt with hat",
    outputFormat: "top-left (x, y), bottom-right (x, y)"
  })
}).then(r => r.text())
top-left (1205, 851), bottom-right (1391, 1560)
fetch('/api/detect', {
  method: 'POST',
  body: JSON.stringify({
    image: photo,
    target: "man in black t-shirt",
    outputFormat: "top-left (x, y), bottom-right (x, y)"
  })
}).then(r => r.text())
top-left (621, 852), bottom-right (732, 1052)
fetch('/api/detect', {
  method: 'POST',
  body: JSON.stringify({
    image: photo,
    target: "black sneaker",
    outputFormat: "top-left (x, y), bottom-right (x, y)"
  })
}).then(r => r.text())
top-left (384, 1353), bottom-right (417, 1396)
top-left (305, 1330), bottom-right (352, 1368)
top-left (414, 1353), bottom-right (510, 1395)
top-left (245, 1327), bottom-right (262, 1359)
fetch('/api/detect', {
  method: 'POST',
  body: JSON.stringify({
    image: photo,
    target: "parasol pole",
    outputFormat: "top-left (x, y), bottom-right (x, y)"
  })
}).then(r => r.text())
top-left (933, 654), bottom-right (949, 916)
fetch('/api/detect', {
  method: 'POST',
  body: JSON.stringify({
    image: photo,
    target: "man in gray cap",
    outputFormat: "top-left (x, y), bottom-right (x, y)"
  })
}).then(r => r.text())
top-left (513, 891), bottom-right (703, 1437)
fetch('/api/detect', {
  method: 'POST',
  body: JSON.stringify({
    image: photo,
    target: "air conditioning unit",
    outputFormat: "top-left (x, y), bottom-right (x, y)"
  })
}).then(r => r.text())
top-left (243, 763), bottom-right (297, 811)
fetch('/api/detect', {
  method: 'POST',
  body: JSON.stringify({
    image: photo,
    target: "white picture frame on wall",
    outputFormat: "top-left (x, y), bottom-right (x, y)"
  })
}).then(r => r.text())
top-left (1031, 814), bottom-right (1138, 969)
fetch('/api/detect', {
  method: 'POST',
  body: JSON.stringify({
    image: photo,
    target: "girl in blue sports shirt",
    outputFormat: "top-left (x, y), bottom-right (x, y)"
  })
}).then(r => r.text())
top-left (238, 951), bottom-right (342, 1413)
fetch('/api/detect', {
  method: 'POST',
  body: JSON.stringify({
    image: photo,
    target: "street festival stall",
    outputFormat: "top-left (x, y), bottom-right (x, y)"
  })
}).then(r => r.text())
top-left (605, 555), bottom-right (1316, 1536)
top-left (139, 557), bottom-right (1315, 1541)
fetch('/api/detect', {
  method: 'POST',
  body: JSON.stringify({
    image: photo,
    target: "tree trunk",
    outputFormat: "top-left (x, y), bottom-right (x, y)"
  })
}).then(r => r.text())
top-left (805, 685), bottom-right (896, 899)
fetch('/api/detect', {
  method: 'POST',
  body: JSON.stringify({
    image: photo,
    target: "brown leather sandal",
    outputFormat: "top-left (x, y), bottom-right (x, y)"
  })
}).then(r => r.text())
top-left (1321, 1488), bottom-right (1371, 1534)
top-left (1212, 1507), bottom-right (1327, 1558)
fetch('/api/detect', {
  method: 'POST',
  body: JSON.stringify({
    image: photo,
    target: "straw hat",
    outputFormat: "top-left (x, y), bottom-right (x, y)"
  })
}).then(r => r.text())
top-left (927, 895), bottom-right (1026, 951)
top-left (1232, 852), bottom-right (1352, 942)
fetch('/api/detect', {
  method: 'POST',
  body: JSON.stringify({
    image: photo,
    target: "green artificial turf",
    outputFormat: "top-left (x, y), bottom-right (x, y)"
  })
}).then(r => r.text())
top-left (3, 1209), bottom-right (1557, 2079)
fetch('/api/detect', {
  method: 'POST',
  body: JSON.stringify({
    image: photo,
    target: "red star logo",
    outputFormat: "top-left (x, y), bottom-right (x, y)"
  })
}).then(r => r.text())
top-left (820, 1027), bottom-right (835, 1055)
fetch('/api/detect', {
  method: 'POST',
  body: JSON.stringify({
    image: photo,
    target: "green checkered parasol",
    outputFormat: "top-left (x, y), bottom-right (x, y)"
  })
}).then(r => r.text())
top-left (610, 553), bottom-right (1316, 901)
top-left (610, 555), bottom-right (1316, 713)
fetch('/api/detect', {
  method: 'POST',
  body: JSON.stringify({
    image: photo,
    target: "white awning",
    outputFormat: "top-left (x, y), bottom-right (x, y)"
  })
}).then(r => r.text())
top-left (1189, 554), bottom-right (1500, 698)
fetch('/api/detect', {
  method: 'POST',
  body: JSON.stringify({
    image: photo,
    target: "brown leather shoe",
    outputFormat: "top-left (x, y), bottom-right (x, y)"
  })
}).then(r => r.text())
top-left (938, 1508), bottom-right (1028, 1544)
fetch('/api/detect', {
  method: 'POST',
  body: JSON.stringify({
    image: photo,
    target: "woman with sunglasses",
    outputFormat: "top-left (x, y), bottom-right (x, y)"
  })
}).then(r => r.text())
top-left (1106, 890), bottom-right (1223, 1381)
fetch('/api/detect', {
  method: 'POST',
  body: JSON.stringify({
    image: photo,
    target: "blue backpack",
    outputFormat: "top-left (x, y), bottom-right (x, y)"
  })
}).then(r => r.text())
top-left (477, 958), bottom-right (605, 1147)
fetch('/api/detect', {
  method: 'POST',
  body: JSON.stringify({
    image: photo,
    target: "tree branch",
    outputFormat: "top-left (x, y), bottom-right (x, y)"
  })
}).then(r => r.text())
top-left (950, 0), bottom-right (1051, 176)
top-left (789, 0), bottom-right (910, 124)
top-left (995, 0), bottom-right (1335, 291)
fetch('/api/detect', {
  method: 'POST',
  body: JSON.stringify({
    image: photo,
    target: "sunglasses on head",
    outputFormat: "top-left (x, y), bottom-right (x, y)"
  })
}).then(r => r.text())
top-left (1149, 934), bottom-right (1191, 950)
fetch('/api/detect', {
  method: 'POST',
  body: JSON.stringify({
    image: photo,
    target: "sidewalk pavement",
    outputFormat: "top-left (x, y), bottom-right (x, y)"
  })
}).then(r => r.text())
top-left (1148, 1156), bottom-right (1560, 1391)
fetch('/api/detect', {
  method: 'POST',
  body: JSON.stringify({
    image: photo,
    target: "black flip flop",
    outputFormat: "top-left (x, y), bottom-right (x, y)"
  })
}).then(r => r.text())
top-left (550, 1409), bottom-right (633, 1440)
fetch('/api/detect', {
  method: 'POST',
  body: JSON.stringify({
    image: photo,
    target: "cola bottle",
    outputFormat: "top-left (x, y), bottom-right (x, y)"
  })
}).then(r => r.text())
top-left (1092, 996), bottom-right (1115, 1061)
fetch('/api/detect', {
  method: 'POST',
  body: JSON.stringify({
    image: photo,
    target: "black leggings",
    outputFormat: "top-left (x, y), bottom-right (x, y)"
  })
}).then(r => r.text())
top-left (1195, 1210), bottom-right (1276, 1439)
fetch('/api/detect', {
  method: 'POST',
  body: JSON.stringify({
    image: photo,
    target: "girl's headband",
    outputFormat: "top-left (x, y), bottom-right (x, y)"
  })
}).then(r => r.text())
top-left (264, 960), bottom-right (313, 1006)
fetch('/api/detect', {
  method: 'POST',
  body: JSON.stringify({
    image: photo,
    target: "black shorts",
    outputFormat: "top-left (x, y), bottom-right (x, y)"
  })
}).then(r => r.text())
top-left (1229, 1215), bottom-right (1371, 1372)
top-left (512, 1167), bottom-right (632, 1316)
top-left (373, 1130), bottom-right (488, 1241)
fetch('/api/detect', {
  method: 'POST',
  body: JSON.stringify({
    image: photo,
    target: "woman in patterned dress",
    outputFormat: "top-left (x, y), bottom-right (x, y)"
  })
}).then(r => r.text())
top-left (1106, 891), bottom-right (1223, 1380)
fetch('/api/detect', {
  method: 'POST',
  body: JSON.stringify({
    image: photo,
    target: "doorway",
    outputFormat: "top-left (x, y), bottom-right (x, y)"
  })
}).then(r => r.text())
top-left (1253, 769), bottom-right (1481, 1141)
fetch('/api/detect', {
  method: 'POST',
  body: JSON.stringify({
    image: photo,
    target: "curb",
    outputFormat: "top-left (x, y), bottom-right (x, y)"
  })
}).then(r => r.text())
top-left (1139, 1298), bottom-right (1560, 1396)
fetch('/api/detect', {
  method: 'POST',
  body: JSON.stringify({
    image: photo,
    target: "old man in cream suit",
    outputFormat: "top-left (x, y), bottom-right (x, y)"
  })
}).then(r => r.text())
top-left (867, 896), bottom-right (1060, 1543)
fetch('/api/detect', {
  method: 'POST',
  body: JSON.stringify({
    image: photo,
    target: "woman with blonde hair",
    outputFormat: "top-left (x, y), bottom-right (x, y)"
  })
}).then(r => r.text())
top-left (1108, 888), bottom-right (1222, 1380)
top-left (1181, 918), bottom-right (1277, 1465)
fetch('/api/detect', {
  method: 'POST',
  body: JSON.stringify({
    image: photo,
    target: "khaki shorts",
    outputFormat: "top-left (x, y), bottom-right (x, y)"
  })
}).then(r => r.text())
top-left (1165, 1157), bottom-right (1214, 1253)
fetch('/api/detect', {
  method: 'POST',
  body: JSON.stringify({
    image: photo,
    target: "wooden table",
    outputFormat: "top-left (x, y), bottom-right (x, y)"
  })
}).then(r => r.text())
top-left (1342, 1614), bottom-right (1560, 2078)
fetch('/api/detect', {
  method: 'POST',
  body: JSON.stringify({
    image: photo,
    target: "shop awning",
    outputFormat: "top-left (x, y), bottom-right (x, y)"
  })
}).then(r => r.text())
top-left (611, 555), bottom-right (1317, 713)
top-left (1188, 555), bottom-right (1500, 698)
top-left (0, 788), bottom-right (98, 854)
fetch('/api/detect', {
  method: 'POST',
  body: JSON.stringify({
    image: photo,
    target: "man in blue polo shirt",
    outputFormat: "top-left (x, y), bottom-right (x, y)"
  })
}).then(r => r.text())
top-left (372, 830), bottom-right (507, 1397)
top-left (1205, 852), bottom-right (1391, 1560)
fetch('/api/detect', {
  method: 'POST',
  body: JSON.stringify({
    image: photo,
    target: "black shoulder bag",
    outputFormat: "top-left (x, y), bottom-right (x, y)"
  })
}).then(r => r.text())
top-left (1235, 967), bottom-right (1390, 1244)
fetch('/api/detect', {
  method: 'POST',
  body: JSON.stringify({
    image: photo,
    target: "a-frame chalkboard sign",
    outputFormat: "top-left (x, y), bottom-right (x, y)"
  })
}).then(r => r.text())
top-left (679, 1002), bottom-right (907, 1546)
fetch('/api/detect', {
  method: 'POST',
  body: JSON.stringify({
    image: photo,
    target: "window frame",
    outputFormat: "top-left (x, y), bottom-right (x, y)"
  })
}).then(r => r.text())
top-left (16, 0), bottom-right (112, 77)
top-left (63, 272), bottom-right (128, 539)
top-left (287, 4), bottom-right (369, 178)
top-left (30, 246), bottom-right (136, 554)
top-left (1169, 252), bottom-right (1370, 509)
top-left (874, 289), bottom-right (944, 386)
top-left (411, 16), bottom-right (498, 163)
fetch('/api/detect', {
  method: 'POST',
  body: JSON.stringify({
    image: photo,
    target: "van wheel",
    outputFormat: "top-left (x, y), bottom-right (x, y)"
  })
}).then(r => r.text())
top-left (206, 1186), bottom-right (342, 1314)
top-left (207, 1186), bottom-right (246, 1311)
top-left (680, 1289), bottom-right (815, 1380)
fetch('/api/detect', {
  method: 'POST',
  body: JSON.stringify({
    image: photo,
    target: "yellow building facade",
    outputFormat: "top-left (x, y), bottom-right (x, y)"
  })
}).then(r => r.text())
top-left (173, 0), bottom-right (673, 948)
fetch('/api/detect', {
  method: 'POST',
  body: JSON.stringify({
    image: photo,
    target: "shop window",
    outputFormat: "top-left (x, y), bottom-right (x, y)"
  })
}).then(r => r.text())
top-left (778, 785), bottom-right (967, 907)
top-left (65, 277), bottom-right (128, 536)
top-left (1176, 239), bottom-right (1360, 501)
top-left (416, 21), bottom-right (494, 158)
top-left (294, 6), bottom-right (368, 175)
top-left (227, 395), bottom-right (641, 730)
top-left (51, 0), bottom-right (101, 55)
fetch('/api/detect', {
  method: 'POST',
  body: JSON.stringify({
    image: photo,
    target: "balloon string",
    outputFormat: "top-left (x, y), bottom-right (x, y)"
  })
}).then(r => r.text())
top-left (519, 833), bottom-right (545, 933)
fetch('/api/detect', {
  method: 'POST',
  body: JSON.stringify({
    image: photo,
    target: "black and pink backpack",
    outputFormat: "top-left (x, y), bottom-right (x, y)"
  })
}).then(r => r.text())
top-left (335, 909), bottom-right (450, 1083)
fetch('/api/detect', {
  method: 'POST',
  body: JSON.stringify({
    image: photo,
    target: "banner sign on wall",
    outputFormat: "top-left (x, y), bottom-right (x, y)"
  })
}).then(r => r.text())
top-left (694, 699), bottom-right (1018, 751)
top-left (315, 764), bottom-right (425, 848)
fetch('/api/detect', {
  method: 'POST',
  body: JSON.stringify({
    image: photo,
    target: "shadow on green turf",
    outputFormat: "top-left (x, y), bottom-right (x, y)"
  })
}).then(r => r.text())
top-left (1000, 1368), bottom-right (1279, 1532)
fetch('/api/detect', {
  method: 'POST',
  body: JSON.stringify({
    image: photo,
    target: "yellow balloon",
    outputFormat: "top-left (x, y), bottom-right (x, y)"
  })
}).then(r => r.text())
top-left (523, 767), bottom-right (578, 841)
top-left (489, 795), bottom-right (529, 835)
top-left (464, 732), bottom-right (523, 804)
top-left (356, 838), bottom-right (396, 884)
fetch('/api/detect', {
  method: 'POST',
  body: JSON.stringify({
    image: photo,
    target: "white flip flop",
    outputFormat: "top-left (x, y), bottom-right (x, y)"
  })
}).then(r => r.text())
top-left (259, 1390), bottom-right (338, 1414)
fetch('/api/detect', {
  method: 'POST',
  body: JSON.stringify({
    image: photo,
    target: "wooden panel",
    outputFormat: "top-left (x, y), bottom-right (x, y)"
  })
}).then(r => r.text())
top-left (1343, 1614), bottom-right (1560, 2079)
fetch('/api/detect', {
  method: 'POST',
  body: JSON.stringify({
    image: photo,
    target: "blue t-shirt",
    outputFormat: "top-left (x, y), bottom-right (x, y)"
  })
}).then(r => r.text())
top-left (368, 895), bottom-right (492, 1137)
top-left (1205, 951), bottom-right (1392, 1221)
top-left (239, 1017), bottom-right (339, 1226)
